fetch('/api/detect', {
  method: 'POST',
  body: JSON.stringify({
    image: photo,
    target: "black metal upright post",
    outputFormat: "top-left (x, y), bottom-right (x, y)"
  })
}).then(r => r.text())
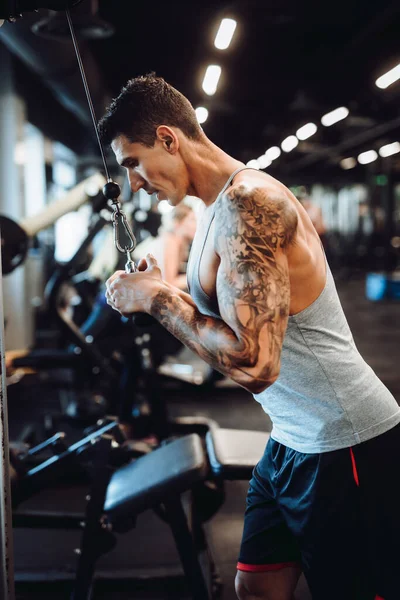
top-left (164, 495), bottom-right (211, 600)
top-left (71, 435), bottom-right (115, 600)
top-left (0, 243), bottom-right (16, 600)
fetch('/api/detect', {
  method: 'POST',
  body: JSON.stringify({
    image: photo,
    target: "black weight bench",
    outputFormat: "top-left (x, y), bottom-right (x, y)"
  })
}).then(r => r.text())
top-left (99, 429), bottom-right (270, 600)
top-left (13, 426), bottom-right (270, 599)
top-left (206, 428), bottom-right (270, 480)
top-left (104, 434), bottom-right (207, 519)
top-left (72, 433), bottom-right (217, 600)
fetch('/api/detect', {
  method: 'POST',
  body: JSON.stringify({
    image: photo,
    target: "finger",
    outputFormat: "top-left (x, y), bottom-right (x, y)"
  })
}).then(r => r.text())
top-left (137, 257), bottom-right (148, 271)
top-left (106, 297), bottom-right (120, 312)
top-left (105, 290), bottom-right (118, 308)
top-left (107, 276), bottom-right (124, 295)
top-left (106, 270), bottom-right (126, 288)
top-left (146, 253), bottom-right (158, 266)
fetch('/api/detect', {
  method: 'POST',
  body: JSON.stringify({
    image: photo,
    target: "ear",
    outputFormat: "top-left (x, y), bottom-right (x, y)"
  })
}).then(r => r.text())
top-left (156, 126), bottom-right (180, 154)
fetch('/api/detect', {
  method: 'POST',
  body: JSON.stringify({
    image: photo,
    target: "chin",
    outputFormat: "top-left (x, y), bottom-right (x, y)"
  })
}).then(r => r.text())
top-left (165, 194), bottom-right (183, 207)
top-left (175, 191), bottom-right (188, 205)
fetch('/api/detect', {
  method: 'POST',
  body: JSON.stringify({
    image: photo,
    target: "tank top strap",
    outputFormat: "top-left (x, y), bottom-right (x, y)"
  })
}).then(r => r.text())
top-left (211, 166), bottom-right (258, 217)
top-left (196, 166), bottom-right (256, 271)
top-left (187, 166), bottom-right (258, 295)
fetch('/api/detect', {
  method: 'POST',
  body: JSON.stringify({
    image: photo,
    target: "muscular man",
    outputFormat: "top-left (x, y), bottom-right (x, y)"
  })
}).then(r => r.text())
top-left (100, 75), bottom-right (400, 600)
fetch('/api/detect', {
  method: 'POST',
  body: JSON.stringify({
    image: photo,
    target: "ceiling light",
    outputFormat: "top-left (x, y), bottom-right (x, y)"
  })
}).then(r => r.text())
top-left (281, 136), bottom-right (299, 153)
top-left (340, 157), bottom-right (357, 170)
top-left (195, 107), bottom-right (208, 124)
top-left (214, 18), bottom-right (237, 50)
top-left (296, 123), bottom-right (317, 140)
top-left (375, 63), bottom-right (400, 89)
top-left (358, 150), bottom-right (378, 165)
top-left (256, 155), bottom-right (272, 170)
top-left (321, 107), bottom-right (349, 127)
top-left (246, 160), bottom-right (260, 169)
top-left (202, 65), bottom-right (222, 96)
top-left (265, 146), bottom-right (281, 161)
top-left (379, 141), bottom-right (400, 158)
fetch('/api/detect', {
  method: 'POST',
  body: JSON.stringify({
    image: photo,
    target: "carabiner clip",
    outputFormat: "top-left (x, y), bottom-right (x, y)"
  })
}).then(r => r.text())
top-left (112, 208), bottom-right (137, 254)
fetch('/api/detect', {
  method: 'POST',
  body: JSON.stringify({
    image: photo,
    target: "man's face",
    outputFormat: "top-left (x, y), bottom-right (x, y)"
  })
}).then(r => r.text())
top-left (112, 134), bottom-right (188, 206)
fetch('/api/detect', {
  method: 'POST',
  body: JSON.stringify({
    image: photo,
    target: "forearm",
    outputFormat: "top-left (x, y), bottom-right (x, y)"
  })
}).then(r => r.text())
top-left (149, 283), bottom-right (276, 392)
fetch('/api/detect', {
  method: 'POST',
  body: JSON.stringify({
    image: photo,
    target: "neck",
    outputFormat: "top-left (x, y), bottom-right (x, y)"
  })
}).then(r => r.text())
top-left (184, 138), bottom-right (244, 206)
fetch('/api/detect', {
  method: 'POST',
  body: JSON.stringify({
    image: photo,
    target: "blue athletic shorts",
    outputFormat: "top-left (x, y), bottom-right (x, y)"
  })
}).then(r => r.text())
top-left (238, 422), bottom-right (400, 600)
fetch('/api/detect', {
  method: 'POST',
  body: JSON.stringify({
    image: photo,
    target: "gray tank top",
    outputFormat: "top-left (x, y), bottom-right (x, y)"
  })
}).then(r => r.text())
top-left (187, 167), bottom-right (246, 318)
top-left (187, 168), bottom-right (400, 453)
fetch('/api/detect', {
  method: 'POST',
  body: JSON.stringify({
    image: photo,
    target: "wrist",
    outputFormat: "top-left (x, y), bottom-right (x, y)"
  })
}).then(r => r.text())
top-left (146, 280), bottom-right (169, 314)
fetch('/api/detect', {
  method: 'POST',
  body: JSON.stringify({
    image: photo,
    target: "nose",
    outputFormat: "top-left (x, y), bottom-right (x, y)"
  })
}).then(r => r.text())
top-left (128, 171), bottom-right (145, 193)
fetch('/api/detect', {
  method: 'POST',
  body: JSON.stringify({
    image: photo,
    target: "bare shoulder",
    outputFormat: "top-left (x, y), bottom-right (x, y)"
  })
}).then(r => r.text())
top-left (215, 177), bottom-right (298, 251)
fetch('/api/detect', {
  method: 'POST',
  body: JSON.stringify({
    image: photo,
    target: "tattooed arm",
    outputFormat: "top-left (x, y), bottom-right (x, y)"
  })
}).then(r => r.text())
top-left (149, 185), bottom-right (297, 393)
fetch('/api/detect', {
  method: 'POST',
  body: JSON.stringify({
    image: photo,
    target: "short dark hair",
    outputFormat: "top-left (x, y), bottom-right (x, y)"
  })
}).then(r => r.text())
top-left (98, 74), bottom-right (203, 147)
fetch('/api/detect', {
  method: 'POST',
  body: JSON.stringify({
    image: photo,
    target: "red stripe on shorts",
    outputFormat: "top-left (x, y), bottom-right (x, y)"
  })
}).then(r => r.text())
top-left (349, 447), bottom-right (359, 486)
top-left (237, 561), bottom-right (299, 573)
top-left (375, 596), bottom-right (385, 600)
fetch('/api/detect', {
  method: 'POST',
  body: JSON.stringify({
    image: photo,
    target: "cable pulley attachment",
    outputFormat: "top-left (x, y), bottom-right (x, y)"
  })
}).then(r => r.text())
top-left (102, 181), bottom-right (137, 273)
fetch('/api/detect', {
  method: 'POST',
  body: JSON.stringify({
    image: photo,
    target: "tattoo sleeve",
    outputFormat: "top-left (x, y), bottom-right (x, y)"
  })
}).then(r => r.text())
top-left (149, 186), bottom-right (297, 393)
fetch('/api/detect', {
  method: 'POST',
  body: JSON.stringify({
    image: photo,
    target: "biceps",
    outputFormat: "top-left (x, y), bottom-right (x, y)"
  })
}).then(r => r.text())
top-left (216, 254), bottom-right (290, 344)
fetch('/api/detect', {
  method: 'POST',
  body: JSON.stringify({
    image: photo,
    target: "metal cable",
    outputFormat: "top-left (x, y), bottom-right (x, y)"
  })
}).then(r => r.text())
top-left (65, 6), bottom-right (111, 182)
top-left (65, 5), bottom-right (138, 266)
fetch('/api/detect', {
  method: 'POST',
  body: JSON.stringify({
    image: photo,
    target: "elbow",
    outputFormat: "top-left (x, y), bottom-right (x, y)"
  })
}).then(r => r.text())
top-left (243, 373), bottom-right (279, 395)
top-left (234, 360), bottom-right (280, 394)
top-left (219, 340), bottom-right (282, 394)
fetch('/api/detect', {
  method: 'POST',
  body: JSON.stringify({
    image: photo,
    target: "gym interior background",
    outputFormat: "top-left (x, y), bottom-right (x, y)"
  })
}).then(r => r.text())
top-left (0, 1), bottom-right (400, 598)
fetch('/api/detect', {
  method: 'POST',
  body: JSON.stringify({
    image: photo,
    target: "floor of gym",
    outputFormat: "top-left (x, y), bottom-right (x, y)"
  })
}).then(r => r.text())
top-left (9, 275), bottom-right (400, 599)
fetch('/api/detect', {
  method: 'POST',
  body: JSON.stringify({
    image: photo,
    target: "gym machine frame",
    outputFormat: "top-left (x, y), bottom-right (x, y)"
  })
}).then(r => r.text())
top-left (0, 2), bottom-right (210, 596)
top-left (0, 252), bottom-right (15, 599)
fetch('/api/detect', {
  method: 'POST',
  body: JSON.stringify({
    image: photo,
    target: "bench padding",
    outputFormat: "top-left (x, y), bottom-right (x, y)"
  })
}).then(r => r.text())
top-left (104, 434), bottom-right (207, 519)
top-left (206, 428), bottom-right (270, 480)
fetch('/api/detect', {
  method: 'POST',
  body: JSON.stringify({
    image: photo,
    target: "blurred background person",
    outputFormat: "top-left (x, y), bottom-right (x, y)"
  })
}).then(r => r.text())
top-left (133, 202), bottom-right (197, 290)
top-left (296, 187), bottom-right (327, 247)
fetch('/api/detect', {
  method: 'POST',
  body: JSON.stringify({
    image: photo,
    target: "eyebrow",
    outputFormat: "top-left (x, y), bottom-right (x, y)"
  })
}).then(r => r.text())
top-left (120, 157), bottom-right (137, 168)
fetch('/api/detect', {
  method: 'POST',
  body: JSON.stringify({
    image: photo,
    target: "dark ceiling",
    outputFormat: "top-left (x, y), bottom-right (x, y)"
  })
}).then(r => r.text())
top-left (3, 0), bottom-right (400, 183)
